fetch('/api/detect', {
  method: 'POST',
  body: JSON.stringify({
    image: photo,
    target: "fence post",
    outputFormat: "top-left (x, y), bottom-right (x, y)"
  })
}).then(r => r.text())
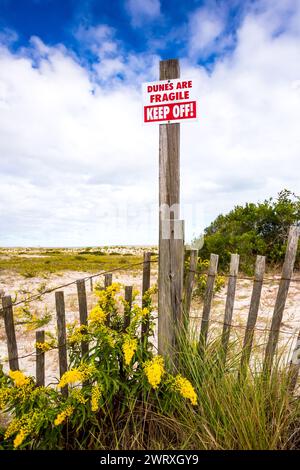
top-left (76, 280), bottom-right (89, 358)
top-left (55, 291), bottom-right (68, 397)
top-left (36, 330), bottom-right (45, 387)
top-left (199, 253), bottom-right (219, 354)
top-left (158, 59), bottom-right (184, 365)
top-left (183, 249), bottom-right (198, 331)
top-left (141, 252), bottom-right (151, 342)
top-left (221, 253), bottom-right (240, 362)
top-left (240, 255), bottom-right (265, 370)
top-left (90, 277), bottom-right (93, 292)
top-left (288, 330), bottom-right (300, 392)
top-left (104, 273), bottom-right (113, 326)
top-left (123, 286), bottom-right (133, 331)
top-left (264, 225), bottom-right (300, 372)
top-left (2, 296), bottom-right (19, 371)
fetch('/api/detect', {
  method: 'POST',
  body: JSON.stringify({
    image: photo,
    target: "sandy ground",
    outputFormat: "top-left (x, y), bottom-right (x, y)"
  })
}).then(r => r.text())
top-left (0, 269), bottom-right (299, 384)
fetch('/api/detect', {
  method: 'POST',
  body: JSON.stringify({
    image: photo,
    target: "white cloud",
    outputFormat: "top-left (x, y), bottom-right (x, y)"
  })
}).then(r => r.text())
top-left (126, 0), bottom-right (161, 27)
top-left (0, 1), bottom-right (300, 246)
top-left (188, 6), bottom-right (226, 58)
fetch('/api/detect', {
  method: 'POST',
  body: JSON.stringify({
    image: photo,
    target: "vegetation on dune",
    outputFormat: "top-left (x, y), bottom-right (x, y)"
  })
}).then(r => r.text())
top-left (0, 251), bottom-right (143, 277)
top-left (199, 189), bottom-right (300, 273)
top-left (0, 282), bottom-right (299, 450)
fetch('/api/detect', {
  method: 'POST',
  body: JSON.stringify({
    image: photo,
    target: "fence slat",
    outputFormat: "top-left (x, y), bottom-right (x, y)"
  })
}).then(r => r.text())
top-left (264, 225), bottom-right (300, 372)
top-left (90, 277), bottom-right (93, 292)
top-left (288, 330), bottom-right (300, 392)
top-left (183, 249), bottom-right (198, 331)
top-left (2, 295), bottom-right (19, 371)
top-left (221, 253), bottom-right (240, 361)
top-left (36, 330), bottom-right (45, 387)
top-left (104, 273), bottom-right (113, 326)
top-left (199, 253), bottom-right (219, 353)
top-left (123, 286), bottom-right (133, 331)
top-left (141, 252), bottom-right (151, 342)
top-left (240, 255), bottom-right (266, 369)
top-left (76, 280), bottom-right (89, 358)
top-left (55, 291), bottom-right (68, 396)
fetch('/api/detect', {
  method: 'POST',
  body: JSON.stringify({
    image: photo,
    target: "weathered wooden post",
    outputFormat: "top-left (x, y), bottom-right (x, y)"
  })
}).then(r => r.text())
top-left (36, 330), bottom-right (45, 387)
top-left (157, 59), bottom-right (185, 362)
top-left (183, 249), bottom-right (198, 331)
top-left (123, 285), bottom-right (133, 331)
top-left (76, 280), bottom-right (89, 358)
top-left (55, 291), bottom-right (68, 397)
top-left (2, 295), bottom-right (19, 371)
top-left (199, 253), bottom-right (219, 354)
top-left (264, 225), bottom-right (300, 372)
top-left (141, 252), bottom-right (151, 342)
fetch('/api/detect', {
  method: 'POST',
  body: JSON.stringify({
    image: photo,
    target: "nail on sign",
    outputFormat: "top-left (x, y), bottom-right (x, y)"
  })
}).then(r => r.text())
top-left (142, 78), bottom-right (198, 124)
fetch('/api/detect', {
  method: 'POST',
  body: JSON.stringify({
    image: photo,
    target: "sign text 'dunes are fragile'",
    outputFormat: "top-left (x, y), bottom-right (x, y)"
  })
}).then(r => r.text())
top-left (142, 78), bottom-right (198, 124)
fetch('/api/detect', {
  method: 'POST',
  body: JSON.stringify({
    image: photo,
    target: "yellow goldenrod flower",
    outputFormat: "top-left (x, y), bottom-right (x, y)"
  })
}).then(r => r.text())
top-left (58, 369), bottom-right (83, 388)
top-left (35, 341), bottom-right (52, 352)
top-left (54, 405), bottom-right (74, 426)
top-left (71, 388), bottom-right (87, 404)
top-left (68, 325), bottom-right (88, 345)
top-left (91, 384), bottom-right (102, 412)
top-left (143, 356), bottom-right (165, 389)
top-left (174, 374), bottom-right (197, 405)
top-left (122, 337), bottom-right (137, 365)
top-left (13, 429), bottom-right (26, 448)
top-left (9, 370), bottom-right (30, 387)
top-left (88, 305), bottom-right (107, 324)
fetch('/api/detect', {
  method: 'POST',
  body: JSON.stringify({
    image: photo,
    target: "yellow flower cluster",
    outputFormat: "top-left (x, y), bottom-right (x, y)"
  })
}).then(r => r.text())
top-left (174, 375), bottom-right (198, 406)
top-left (91, 384), bottom-right (102, 412)
top-left (14, 429), bottom-right (26, 448)
top-left (71, 388), bottom-right (87, 404)
top-left (35, 341), bottom-right (52, 352)
top-left (68, 325), bottom-right (89, 344)
top-left (122, 337), bottom-right (137, 365)
top-left (58, 363), bottom-right (97, 388)
top-left (58, 369), bottom-right (83, 388)
top-left (132, 305), bottom-right (149, 319)
top-left (9, 370), bottom-right (30, 387)
top-left (143, 355), bottom-right (165, 389)
top-left (54, 405), bottom-right (74, 426)
top-left (0, 387), bottom-right (11, 410)
top-left (5, 411), bottom-right (41, 448)
top-left (88, 305), bottom-right (107, 325)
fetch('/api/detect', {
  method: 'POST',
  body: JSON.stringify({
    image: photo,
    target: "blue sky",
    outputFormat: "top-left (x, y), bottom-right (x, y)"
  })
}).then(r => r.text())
top-left (0, 0), bottom-right (299, 246)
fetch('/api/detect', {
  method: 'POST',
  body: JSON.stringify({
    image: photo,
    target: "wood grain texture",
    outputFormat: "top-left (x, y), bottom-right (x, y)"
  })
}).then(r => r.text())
top-left (158, 59), bottom-right (184, 364)
top-left (240, 255), bottom-right (265, 369)
top-left (264, 225), bottom-right (300, 371)
top-left (76, 280), bottom-right (89, 358)
top-left (288, 330), bottom-right (300, 392)
top-left (199, 253), bottom-right (219, 353)
top-left (36, 330), bottom-right (45, 387)
top-left (104, 273), bottom-right (113, 326)
top-left (2, 295), bottom-right (19, 371)
top-left (55, 291), bottom-right (68, 397)
top-left (141, 252), bottom-right (151, 341)
top-left (183, 249), bottom-right (198, 330)
top-left (123, 285), bottom-right (133, 331)
top-left (221, 254), bottom-right (240, 361)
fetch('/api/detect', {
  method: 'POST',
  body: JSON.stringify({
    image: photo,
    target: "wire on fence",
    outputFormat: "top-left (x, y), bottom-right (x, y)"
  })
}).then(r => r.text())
top-left (188, 269), bottom-right (300, 284)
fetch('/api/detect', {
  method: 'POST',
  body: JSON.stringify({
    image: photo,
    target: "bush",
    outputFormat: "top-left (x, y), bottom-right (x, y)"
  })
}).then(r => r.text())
top-left (198, 189), bottom-right (300, 273)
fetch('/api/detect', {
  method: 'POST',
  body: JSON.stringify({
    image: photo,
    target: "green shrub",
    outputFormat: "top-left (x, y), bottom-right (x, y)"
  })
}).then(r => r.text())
top-left (198, 189), bottom-right (300, 272)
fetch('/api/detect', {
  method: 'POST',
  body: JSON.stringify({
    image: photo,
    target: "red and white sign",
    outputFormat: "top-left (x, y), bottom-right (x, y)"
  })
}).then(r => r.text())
top-left (142, 78), bottom-right (198, 124)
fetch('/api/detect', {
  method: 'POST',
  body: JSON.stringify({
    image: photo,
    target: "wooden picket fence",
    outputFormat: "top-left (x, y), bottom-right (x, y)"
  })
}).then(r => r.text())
top-left (1, 226), bottom-right (300, 393)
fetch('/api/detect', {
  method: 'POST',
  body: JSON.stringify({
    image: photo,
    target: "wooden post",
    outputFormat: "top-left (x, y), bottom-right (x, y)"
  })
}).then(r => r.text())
top-left (264, 225), bottom-right (300, 372)
top-left (240, 255), bottom-right (265, 369)
top-left (104, 273), bottom-right (113, 326)
top-left (141, 252), bottom-right (151, 341)
top-left (288, 330), bottom-right (300, 392)
top-left (221, 254), bottom-right (240, 361)
top-left (2, 296), bottom-right (19, 371)
top-left (90, 277), bottom-right (93, 292)
top-left (36, 330), bottom-right (45, 387)
top-left (199, 253), bottom-right (219, 353)
top-left (104, 273), bottom-right (113, 288)
top-left (55, 291), bottom-right (68, 396)
top-left (123, 286), bottom-right (133, 331)
top-left (76, 280), bottom-right (89, 358)
top-left (183, 249), bottom-right (198, 330)
top-left (158, 59), bottom-right (184, 362)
